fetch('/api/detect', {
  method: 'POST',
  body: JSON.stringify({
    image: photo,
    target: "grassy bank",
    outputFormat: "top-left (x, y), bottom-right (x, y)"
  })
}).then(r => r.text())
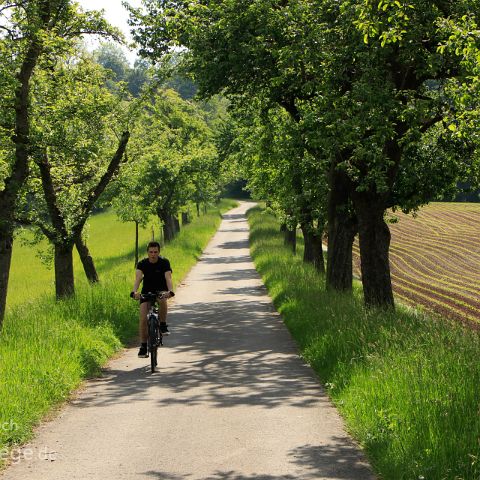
top-left (248, 206), bottom-right (480, 480)
top-left (0, 199), bottom-right (237, 464)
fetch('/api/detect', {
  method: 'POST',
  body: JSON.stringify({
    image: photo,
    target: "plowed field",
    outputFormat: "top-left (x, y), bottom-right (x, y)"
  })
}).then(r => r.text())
top-left (352, 203), bottom-right (480, 325)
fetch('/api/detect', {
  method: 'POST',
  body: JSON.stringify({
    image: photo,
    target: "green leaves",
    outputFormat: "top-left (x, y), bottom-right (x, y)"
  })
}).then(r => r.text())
top-left (112, 86), bottom-right (222, 224)
top-left (22, 48), bottom-right (127, 237)
top-left (354, 0), bottom-right (414, 46)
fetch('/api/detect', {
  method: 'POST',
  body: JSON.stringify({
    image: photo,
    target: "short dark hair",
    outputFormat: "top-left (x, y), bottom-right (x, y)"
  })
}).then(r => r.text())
top-left (147, 241), bottom-right (160, 251)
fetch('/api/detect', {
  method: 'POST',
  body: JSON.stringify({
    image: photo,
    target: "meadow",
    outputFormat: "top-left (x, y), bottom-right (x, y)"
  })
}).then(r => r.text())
top-left (353, 202), bottom-right (480, 326)
top-left (0, 199), bottom-right (237, 464)
top-left (249, 205), bottom-right (480, 480)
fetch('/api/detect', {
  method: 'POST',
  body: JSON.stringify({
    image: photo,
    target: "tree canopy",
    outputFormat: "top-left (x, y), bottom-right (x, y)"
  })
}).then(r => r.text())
top-left (129, 0), bottom-right (480, 308)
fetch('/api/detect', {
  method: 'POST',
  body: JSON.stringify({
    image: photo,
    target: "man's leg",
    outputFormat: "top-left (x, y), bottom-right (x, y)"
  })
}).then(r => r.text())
top-left (138, 301), bottom-right (150, 357)
top-left (158, 298), bottom-right (169, 334)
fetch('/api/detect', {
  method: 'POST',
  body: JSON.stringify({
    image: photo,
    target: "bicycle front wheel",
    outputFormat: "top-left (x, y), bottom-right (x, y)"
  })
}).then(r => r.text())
top-left (150, 345), bottom-right (157, 373)
top-left (148, 315), bottom-right (159, 373)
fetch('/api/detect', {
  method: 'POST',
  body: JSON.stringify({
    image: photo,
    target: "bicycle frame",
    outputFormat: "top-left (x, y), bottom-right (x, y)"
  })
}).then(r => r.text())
top-left (141, 292), bottom-right (167, 373)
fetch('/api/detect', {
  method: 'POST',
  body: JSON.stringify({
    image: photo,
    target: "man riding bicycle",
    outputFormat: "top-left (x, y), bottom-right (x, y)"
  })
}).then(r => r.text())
top-left (131, 241), bottom-right (174, 358)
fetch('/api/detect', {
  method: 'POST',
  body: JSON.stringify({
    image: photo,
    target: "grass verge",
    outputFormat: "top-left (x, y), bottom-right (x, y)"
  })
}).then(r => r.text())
top-left (0, 199), bottom-right (238, 466)
top-left (248, 206), bottom-right (480, 480)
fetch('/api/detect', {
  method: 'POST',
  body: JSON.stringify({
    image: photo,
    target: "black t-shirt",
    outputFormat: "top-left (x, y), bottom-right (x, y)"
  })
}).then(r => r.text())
top-left (137, 257), bottom-right (172, 293)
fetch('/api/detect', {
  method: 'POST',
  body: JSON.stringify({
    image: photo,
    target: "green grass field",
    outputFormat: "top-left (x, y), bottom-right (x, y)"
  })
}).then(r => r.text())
top-left (0, 200), bottom-right (237, 465)
top-left (8, 210), bottom-right (171, 309)
top-left (248, 206), bottom-right (480, 480)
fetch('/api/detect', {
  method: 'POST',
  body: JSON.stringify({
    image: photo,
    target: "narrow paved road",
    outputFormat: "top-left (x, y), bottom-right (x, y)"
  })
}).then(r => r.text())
top-left (1, 202), bottom-right (374, 480)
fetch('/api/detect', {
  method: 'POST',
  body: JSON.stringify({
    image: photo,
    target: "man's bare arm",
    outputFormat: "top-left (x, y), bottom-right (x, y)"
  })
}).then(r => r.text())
top-left (132, 269), bottom-right (143, 299)
top-left (165, 271), bottom-right (173, 296)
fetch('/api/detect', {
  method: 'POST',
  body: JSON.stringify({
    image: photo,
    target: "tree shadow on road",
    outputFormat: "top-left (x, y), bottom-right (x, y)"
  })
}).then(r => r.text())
top-left (215, 239), bottom-right (250, 249)
top-left (200, 254), bottom-right (251, 265)
top-left (140, 440), bottom-right (373, 479)
top-left (73, 297), bottom-right (324, 410)
top-left (221, 213), bottom-right (245, 221)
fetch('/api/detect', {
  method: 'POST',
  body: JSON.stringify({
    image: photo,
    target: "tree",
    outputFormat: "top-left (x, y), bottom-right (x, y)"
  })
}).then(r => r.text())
top-left (21, 52), bottom-right (130, 297)
top-left (127, 58), bottom-right (150, 97)
top-left (93, 42), bottom-right (152, 97)
top-left (94, 41), bottom-right (130, 82)
top-left (110, 158), bottom-right (154, 267)
top-left (319, 0), bottom-right (480, 307)
top-left (0, 0), bottom-right (122, 325)
top-left (224, 101), bottom-right (327, 270)
top-left (118, 88), bottom-right (221, 241)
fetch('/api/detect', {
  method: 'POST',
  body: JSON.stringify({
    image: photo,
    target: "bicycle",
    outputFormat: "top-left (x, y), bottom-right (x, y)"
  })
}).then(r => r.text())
top-left (139, 291), bottom-right (170, 373)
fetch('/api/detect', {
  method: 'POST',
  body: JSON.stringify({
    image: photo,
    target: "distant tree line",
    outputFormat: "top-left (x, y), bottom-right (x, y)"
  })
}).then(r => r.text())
top-left (94, 42), bottom-right (198, 100)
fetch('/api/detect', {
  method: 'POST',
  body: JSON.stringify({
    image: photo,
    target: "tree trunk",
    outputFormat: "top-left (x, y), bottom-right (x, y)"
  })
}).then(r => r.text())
top-left (174, 215), bottom-right (180, 234)
top-left (311, 231), bottom-right (325, 274)
top-left (326, 213), bottom-right (356, 291)
top-left (37, 152), bottom-right (76, 298)
top-left (159, 224), bottom-right (164, 246)
top-left (301, 223), bottom-right (313, 262)
top-left (284, 227), bottom-right (296, 254)
top-left (161, 214), bottom-right (176, 242)
top-left (301, 223), bottom-right (325, 273)
top-left (354, 193), bottom-right (394, 309)
top-left (182, 212), bottom-right (190, 225)
top-left (0, 235), bottom-right (13, 324)
top-left (74, 232), bottom-right (98, 283)
top-left (326, 158), bottom-right (357, 292)
top-left (0, 35), bottom-right (45, 327)
top-left (135, 221), bottom-right (139, 269)
top-left (54, 242), bottom-right (75, 299)
top-left (196, 202), bottom-right (200, 217)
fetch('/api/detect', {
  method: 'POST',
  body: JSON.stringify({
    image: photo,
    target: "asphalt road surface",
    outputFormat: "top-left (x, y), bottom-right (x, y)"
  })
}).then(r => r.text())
top-left (1, 202), bottom-right (374, 480)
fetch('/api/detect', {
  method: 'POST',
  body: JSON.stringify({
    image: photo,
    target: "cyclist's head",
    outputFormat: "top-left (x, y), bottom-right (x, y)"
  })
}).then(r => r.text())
top-left (147, 241), bottom-right (160, 251)
top-left (147, 241), bottom-right (160, 261)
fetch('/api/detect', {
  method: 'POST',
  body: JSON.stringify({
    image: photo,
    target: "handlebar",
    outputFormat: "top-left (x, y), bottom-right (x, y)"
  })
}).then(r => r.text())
top-left (130, 291), bottom-right (173, 302)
